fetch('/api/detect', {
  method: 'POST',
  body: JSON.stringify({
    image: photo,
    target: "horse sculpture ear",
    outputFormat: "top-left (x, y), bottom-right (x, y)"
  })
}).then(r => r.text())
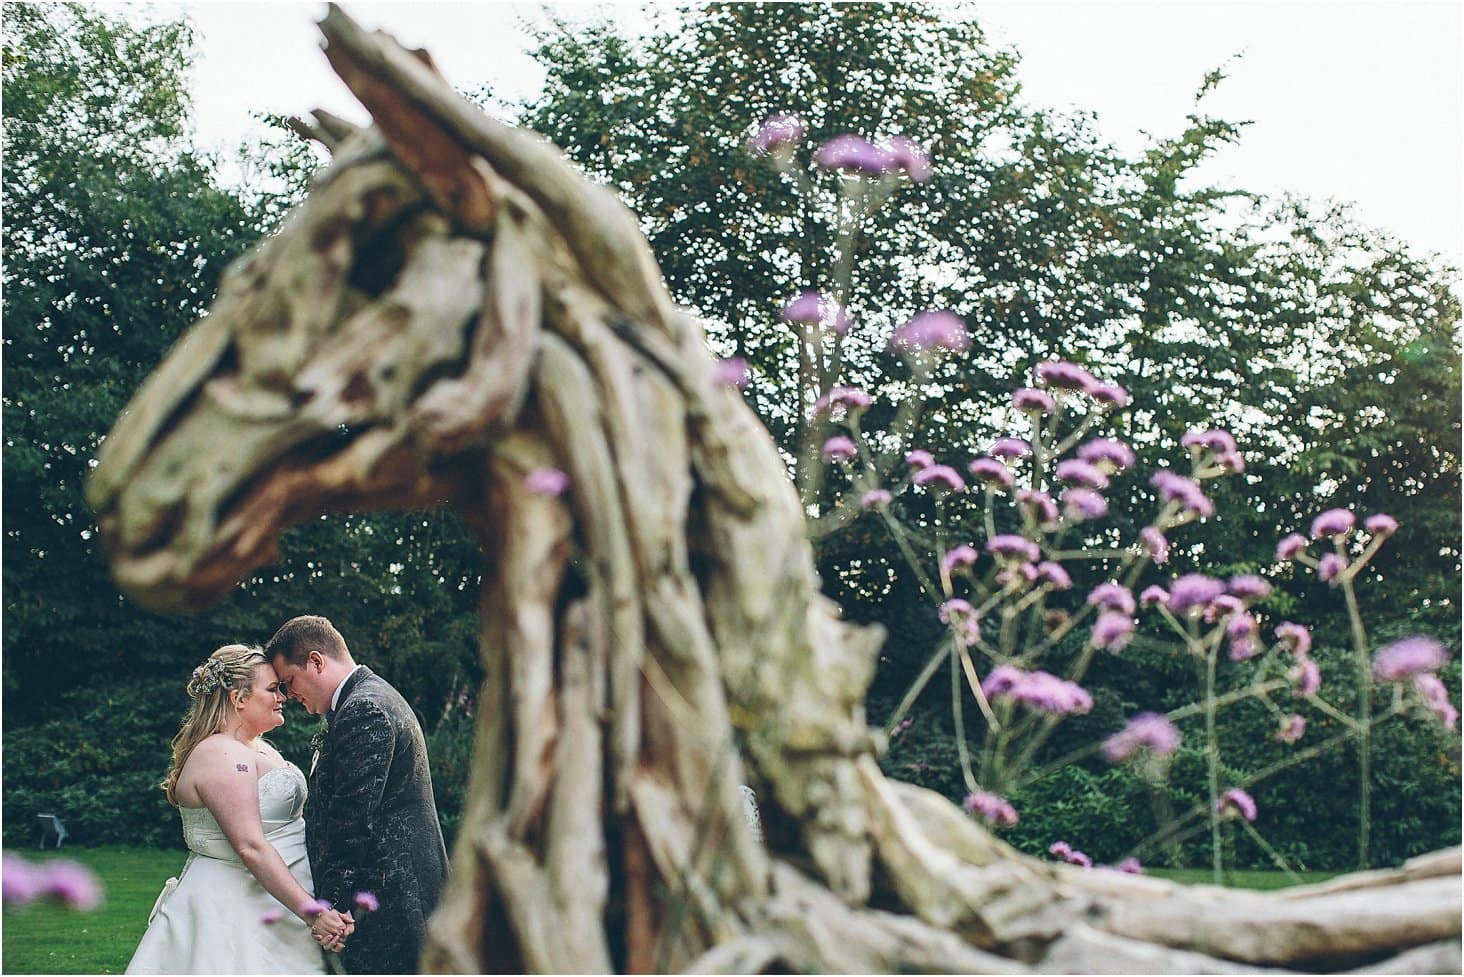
top-left (318, 4), bottom-right (497, 233)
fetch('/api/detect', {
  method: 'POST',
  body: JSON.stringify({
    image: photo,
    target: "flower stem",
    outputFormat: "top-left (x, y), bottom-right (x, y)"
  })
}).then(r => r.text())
top-left (1340, 567), bottom-right (1373, 869)
top-left (1205, 640), bottom-right (1223, 884)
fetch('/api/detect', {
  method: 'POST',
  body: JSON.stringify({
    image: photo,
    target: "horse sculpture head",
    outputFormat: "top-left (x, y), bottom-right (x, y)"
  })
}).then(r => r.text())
top-left (85, 8), bottom-right (681, 615)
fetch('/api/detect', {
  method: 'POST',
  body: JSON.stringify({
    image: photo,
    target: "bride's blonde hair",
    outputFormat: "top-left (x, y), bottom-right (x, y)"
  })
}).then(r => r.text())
top-left (160, 644), bottom-right (267, 806)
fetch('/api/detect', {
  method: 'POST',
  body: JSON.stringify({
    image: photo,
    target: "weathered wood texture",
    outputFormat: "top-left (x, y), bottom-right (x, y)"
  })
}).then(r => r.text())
top-left (86, 6), bottom-right (1461, 973)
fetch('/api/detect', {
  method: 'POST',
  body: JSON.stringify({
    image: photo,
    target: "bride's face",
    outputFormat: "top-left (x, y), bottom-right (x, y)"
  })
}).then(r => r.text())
top-left (236, 663), bottom-right (287, 734)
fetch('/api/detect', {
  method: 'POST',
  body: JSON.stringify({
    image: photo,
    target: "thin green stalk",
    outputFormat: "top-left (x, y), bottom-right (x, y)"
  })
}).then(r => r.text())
top-left (1340, 555), bottom-right (1373, 870)
top-left (1240, 819), bottom-right (1302, 883)
top-left (1205, 639), bottom-right (1223, 884)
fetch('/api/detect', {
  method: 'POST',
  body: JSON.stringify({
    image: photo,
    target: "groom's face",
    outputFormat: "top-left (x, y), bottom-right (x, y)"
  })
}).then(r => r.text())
top-left (271, 651), bottom-right (329, 715)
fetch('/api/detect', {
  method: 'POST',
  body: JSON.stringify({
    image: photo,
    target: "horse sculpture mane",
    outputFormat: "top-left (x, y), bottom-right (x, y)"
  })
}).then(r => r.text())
top-left (87, 6), bottom-right (1460, 973)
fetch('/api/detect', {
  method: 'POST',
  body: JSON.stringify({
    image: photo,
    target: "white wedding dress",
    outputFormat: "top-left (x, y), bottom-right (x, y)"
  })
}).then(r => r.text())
top-left (126, 762), bottom-right (325, 974)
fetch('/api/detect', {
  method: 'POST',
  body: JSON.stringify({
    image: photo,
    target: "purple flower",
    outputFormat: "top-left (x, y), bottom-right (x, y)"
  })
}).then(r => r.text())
top-left (1055, 459), bottom-right (1110, 490)
top-left (814, 133), bottom-right (891, 175)
top-left (990, 437), bottom-right (1032, 459)
top-left (300, 898), bottom-right (332, 917)
top-left (354, 891), bottom-right (379, 913)
top-left (260, 908), bottom-right (284, 925)
top-left (861, 488), bottom-right (892, 509)
top-left (1102, 712), bottom-right (1180, 762)
top-left (962, 791), bottom-right (1019, 827)
top-left (1364, 513), bottom-right (1399, 537)
top-left (1276, 714), bottom-right (1306, 744)
top-left (1413, 674), bottom-right (1459, 730)
top-left (1087, 583), bottom-right (1136, 616)
top-left (1077, 438), bottom-right (1136, 471)
top-left (912, 464), bottom-right (965, 492)
top-left (939, 599), bottom-right (980, 643)
top-left (889, 311), bottom-right (970, 353)
top-left (986, 534), bottom-right (1040, 563)
top-left (1090, 383), bottom-right (1131, 408)
top-left (1036, 561), bottom-right (1072, 589)
top-left (1203, 594), bottom-right (1245, 624)
top-left (1140, 527), bottom-right (1169, 565)
top-left (781, 290), bottom-right (824, 323)
top-left (524, 467), bottom-right (570, 497)
top-left (1216, 788), bottom-right (1257, 823)
top-left (967, 457), bottom-right (1014, 488)
top-left (2, 854), bottom-right (43, 905)
top-left (781, 290), bottom-right (851, 334)
top-left (822, 436), bottom-right (858, 463)
top-left (748, 113), bottom-right (805, 154)
top-left (1212, 448), bottom-right (1246, 473)
top-left (940, 545), bottom-right (979, 573)
top-left (1181, 428), bottom-right (1238, 456)
top-left (713, 357), bottom-right (751, 389)
top-left (1036, 360), bottom-right (1098, 392)
top-left (1310, 508), bottom-right (1356, 539)
top-left (1061, 488), bottom-right (1109, 522)
top-left (887, 135), bottom-right (932, 182)
top-left (1140, 585), bottom-right (1169, 606)
top-left (1226, 614), bottom-right (1261, 662)
top-left (1167, 574), bottom-right (1226, 615)
top-left (1276, 533), bottom-right (1308, 561)
top-left (1290, 659), bottom-right (1322, 696)
top-left (1275, 622), bottom-right (1312, 658)
top-left (41, 861), bottom-right (100, 911)
top-left (1228, 575), bottom-right (1272, 602)
top-left (1317, 552), bottom-right (1347, 583)
top-left (1017, 489), bottom-right (1059, 527)
top-left (1012, 387), bottom-right (1057, 413)
top-left (938, 598), bottom-right (974, 625)
top-left (905, 449), bottom-right (935, 469)
top-left (812, 385), bottom-right (872, 418)
top-left (983, 666), bottom-right (1093, 715)
top-left (1150, 471), bottom-right (1215, 517)
top-left (1048, 841), bottom-right (1093, 867)
top-left (1114, 857), bottom-right (1143, 875)
top-left (1373, 636), bottom-right (1449, 682)
top-left (996, 561), bottom-right (1040, 588)
top-left (1091, 611), bottom-right (1135, 652)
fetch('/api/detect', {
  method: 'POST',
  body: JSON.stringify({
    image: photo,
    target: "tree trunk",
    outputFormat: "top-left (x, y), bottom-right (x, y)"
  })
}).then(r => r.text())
top-left (86, 6), bottom-right (1460, 973)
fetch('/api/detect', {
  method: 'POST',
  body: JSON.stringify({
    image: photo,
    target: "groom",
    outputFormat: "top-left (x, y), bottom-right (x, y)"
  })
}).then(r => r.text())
top-left (266, 615), bottom-right (448, 974)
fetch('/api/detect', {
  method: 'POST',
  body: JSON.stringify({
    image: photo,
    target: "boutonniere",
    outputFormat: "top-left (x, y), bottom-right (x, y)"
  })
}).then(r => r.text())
top-left (310, 722), bottom-right (328, 754)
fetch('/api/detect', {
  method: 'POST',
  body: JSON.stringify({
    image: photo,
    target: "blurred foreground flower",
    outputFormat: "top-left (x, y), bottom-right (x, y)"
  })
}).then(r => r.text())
top-left (2, 853), bottom-right (101, 910)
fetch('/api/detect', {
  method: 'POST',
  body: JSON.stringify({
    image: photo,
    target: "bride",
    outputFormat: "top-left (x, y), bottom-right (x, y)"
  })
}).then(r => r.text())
top-left (127, 644), bottom-right (353, 974)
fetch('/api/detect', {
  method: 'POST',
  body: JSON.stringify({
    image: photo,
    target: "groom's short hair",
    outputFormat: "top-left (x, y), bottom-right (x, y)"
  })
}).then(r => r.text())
top-left (265, 615), bottom-right (350, 665)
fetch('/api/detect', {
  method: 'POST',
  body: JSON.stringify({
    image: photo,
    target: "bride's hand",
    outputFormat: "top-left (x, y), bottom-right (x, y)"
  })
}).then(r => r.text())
top-left (309, 908), bottom-right (350, 948)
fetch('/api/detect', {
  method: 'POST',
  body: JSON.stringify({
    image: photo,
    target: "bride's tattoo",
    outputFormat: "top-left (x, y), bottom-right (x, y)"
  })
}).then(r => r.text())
top-left (236, 763), bottom-right (250, 773)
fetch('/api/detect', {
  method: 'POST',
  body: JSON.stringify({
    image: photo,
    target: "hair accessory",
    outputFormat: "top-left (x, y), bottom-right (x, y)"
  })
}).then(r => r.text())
top-left (189, 657), bottom-right (231, 697)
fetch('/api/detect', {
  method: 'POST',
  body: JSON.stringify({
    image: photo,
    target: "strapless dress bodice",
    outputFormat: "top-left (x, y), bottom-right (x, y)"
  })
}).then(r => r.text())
top-left (179, 763), bottom-right (308, 857)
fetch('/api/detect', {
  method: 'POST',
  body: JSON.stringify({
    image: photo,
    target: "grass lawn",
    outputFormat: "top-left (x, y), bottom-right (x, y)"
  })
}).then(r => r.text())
top-left (3, 846), bottom-right (184, 975)
top-left (2, 846), bottom-right (1339, 973)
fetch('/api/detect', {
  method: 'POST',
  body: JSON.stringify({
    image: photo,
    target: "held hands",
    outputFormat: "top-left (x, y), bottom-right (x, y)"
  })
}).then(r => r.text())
top-left (307, 907), bottom-right (355, 951)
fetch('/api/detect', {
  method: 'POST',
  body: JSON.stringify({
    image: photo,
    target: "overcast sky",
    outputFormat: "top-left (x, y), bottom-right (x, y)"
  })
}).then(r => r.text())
top-left (133, 1), bottom-right (1462, 270)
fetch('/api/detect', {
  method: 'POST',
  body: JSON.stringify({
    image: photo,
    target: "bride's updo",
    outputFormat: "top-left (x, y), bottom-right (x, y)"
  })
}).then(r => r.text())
top-left (161, 644), bottom-right (267, 806)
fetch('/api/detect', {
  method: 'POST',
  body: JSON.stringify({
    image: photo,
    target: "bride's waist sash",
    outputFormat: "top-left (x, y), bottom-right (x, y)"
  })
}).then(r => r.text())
top-left (185, 816), bottom-right (307, 864)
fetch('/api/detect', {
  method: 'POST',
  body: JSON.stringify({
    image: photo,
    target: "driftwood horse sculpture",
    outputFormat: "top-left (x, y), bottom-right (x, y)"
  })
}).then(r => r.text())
top-left (87, 8), bottom-right (1460, 973)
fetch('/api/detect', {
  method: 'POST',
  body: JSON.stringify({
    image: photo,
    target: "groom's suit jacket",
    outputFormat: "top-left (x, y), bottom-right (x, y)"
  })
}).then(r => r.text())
top-left (306, 666), bottom-right (448, 974)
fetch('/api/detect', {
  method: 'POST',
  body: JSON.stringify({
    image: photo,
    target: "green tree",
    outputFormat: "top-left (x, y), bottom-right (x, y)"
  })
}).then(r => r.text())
top-left (3, 3), bottom-right (262, 709)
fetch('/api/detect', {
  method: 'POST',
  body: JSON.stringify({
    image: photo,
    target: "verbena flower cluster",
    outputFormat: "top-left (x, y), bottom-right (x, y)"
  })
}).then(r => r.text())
top-left (744, 111), bottom-right (1457, 873)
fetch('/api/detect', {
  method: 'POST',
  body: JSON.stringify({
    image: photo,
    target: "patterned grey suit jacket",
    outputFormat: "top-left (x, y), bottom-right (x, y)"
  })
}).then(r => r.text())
top-left (306, 666), bottom-right (448, 974)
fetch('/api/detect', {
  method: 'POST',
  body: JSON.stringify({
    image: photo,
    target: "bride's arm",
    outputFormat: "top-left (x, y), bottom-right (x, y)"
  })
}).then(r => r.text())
top-left (192, 739), bottom-right (350, 939)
